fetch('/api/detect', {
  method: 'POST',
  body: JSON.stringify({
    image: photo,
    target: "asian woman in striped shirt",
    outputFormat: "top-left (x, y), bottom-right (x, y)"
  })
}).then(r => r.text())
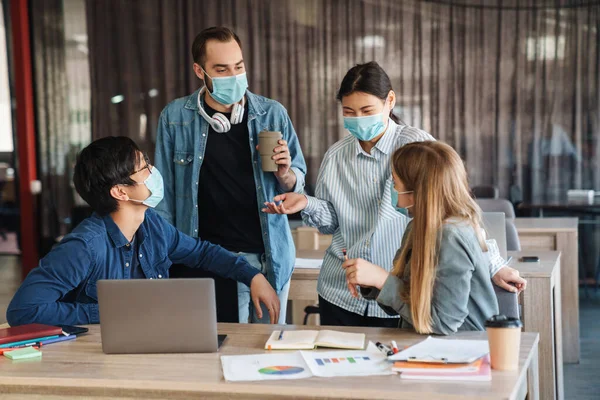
top-left (263, 62), bottom-right (526, 327)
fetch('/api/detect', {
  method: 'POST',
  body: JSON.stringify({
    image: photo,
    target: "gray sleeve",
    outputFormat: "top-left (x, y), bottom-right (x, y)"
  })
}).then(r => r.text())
top-left (375, 275), bottom-right (412, 318)
top-left (427, 229), bottom-right (476, 335)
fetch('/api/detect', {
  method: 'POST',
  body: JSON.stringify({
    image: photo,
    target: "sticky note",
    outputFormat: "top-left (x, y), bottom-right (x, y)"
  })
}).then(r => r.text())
top-left (4, 347), bottom-right (42, 360)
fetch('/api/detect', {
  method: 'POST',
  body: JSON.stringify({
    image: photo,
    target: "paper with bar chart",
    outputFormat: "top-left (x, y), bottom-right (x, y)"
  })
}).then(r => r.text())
top-left (302, 342), bottom-right (393, 378)
top-left (221, 342), bottom-right (392, 381)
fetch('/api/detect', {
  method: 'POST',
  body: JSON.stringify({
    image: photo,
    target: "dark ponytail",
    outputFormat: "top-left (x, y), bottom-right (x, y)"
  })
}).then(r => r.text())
top-left (337, 61), bottom-right (401, 124)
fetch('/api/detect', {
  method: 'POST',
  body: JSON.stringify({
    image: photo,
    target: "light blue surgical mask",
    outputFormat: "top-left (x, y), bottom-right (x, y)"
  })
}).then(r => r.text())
top-left (343, 113), bottom-right (386, 141)
top-left (203, 69), bottom-right (248, 105)
top-left (129, 167), bottom-right (164, 208)
top-left (390, 182), bottom-right (413, 217)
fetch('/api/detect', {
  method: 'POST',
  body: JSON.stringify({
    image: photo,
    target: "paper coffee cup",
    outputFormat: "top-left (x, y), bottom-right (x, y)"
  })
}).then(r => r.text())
top-left (258, 131), bottom-right (283, 172)
top-left (485, 315), bottom-right (523, 371)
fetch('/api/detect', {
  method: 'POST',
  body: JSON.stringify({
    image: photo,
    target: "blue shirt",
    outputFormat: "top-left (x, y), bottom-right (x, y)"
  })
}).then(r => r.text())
top-left (302, 120), bottom-right (506, 318)
top-left (155, 89), bottom-right (307, 292)
top-left (128, 235), bottom-right (146, 279)
top-left (6, 209), bottom-right (260, 327)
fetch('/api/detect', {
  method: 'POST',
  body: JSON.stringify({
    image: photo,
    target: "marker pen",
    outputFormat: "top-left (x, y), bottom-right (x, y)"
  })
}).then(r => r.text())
top-left (376, 342), bottom-right (394, 356)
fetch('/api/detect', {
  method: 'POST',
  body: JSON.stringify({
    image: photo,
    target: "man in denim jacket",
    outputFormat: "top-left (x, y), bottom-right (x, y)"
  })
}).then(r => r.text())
top-left (155, 27), bottom-right (306, 324)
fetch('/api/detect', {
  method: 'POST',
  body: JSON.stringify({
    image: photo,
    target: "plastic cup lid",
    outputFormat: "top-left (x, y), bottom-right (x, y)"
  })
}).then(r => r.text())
top-left (485, 314), bottom-right (523, 328)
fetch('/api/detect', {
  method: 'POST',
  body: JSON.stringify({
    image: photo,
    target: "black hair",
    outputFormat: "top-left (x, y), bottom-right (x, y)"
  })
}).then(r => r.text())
top-left (337, 61), bottom-right (401, 124)
top-left (73, 136), bottom-right (142, 216)
top-left (192, 26), bottom-right (242, 67)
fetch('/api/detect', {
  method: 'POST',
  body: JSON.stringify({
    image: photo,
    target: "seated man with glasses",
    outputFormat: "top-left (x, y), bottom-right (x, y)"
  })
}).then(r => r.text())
top-left (7, 136), bottom-right (280, 327)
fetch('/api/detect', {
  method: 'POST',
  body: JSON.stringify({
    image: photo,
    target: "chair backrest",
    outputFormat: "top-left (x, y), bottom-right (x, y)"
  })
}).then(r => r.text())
top-left (481, 212), bottom-right (507, 260)
top-left (505, 218), bottom-right (521, 252)
top-left (493, 284), bottom-right (520, 319)
top-left (481, 212), bottom-right (520, 318)
top-left (472, 185), bottom-right (499, 199)
top-left (476, 198), bottom-right (516, 219)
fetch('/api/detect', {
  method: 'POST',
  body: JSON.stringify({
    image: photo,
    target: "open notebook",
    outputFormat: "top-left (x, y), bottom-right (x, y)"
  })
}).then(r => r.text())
top-left (265, 330), bottom-right (366, 350)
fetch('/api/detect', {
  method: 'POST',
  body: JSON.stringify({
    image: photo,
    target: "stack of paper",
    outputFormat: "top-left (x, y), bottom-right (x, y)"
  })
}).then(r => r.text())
top-left (393, 356), bottom-right (491, 381)
top-left (388, 336), bottom-right (489, 364)
top-left (388, 336), bottom-right (491, 382)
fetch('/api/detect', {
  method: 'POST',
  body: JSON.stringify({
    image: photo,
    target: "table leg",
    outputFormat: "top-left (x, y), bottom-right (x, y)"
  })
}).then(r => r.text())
top-left (556, 232), bottom-right (580, 364)
top-left (553, 268), bottom-right (565, 400)
top-left (523, 277), bottom-right (557, 400)
top-left (527, 344), bottom-right (540, 400)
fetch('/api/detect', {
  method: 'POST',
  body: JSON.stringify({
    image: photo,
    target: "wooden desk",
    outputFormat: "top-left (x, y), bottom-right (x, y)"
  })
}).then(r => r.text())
top-left (289, 250), bottom-right (323, 325)
top-left (290, 249), bottom-right (323, 301)
top-left (514, 217), bottom-right (579, 364)
top-left (0, 324), bottom-right (540, 400)
top-left (291, 249), bottom-right (562, 400)
top-left (511, 250), bottom-right (564, 400)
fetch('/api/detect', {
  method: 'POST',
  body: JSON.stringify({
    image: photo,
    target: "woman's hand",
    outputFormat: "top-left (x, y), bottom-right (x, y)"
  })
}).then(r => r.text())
top-left (261, 193), bottom-right (308, 215)
top-left (493, 266), bottom-right (527, 293)
top-left (342, 258), bottom-right (389, 290)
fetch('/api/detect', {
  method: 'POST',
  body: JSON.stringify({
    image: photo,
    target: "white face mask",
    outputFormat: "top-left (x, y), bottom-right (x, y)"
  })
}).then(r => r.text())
top-left (390, 182), bottom-right (413, 217)
top-left (127, 167), bottom-right (164, 208)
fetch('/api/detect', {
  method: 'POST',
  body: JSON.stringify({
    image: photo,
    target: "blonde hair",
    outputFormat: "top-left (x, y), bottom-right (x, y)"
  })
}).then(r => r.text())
top-left (391, 141), bottom-right (487, 334)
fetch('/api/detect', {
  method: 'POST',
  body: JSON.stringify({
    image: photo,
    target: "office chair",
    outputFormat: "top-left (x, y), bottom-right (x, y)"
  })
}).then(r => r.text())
top-left (476, 199), bottom-right (516, 219)
top-left (472, 186), bottom-right (499, 199)
top-left (505, 218), bottom-right (521, 252)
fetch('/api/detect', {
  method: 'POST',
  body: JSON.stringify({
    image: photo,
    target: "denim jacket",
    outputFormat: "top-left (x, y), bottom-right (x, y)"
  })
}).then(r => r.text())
top-left (6, 209), bottom-right (260, 327)
top-left (155, 89), bottom-right (307, 291)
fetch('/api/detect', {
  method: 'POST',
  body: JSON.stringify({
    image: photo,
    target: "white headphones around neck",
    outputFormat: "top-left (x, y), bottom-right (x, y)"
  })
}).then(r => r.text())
top-left (196, 86), bottom-right (245, 133)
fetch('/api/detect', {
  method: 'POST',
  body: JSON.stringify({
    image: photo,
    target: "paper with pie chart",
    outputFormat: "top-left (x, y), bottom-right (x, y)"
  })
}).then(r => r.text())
top-left (221, 352), bottom-right (312, 381)
top-left (221, 342), bottom-right (391, 381)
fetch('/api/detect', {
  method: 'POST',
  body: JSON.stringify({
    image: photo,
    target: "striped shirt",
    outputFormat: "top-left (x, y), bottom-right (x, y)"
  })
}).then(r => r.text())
top-left (302, 120), bottom-right (506, 318)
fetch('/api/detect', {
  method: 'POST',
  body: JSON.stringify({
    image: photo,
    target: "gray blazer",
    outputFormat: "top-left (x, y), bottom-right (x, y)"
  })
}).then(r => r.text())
top-left (363, 221), bottom-right (499, 335)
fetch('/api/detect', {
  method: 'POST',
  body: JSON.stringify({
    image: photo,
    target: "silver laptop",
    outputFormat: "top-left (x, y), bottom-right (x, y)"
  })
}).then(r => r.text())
top-left (97, 278), bottom-right (220, 354)
top-left (481, 212), bottom-right (507, 259)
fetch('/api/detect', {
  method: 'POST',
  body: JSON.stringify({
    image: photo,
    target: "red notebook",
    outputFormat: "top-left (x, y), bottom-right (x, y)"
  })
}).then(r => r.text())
top-left (0, 324), bottom-right (63, 345)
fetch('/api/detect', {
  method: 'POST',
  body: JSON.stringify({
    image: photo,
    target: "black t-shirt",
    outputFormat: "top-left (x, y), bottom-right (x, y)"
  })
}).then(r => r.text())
top-left (197, 102), bottom-right (264, 253)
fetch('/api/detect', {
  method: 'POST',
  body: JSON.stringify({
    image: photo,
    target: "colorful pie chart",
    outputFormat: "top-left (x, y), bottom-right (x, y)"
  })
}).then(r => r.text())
top-left (258, 366), bottom-right (305, 375)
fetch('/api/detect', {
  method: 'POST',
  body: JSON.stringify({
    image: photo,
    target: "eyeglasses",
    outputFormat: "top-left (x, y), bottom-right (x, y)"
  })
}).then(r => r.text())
top-left (131, 153), bottom-right (152, 176)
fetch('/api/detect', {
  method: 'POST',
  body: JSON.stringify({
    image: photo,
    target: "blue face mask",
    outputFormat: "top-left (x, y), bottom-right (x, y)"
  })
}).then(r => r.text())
top-left (204, 69), bottom-right (248, 105)
top-left (343, 113), bottom-right (386, 141)
top-left (129, 167), bottom-right (164, 208)
top-left (390, 182), bottom-right (413, 217)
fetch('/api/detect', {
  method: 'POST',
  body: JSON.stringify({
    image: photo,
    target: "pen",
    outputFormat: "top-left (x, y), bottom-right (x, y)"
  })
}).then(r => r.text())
top-left (342, 248), bottom-right (348, 261)
top-left (39, 335), bottom-right (76, 346)
top-left (0, 346), bottom-right (40, 355)
top-left (0, 341), bottom-right (43, 349)
top-left (391, 340), bottom-right (399, 354)
top-left (376, 342), bottom-right (394, 356)
top-left (0, 335), bottom-right (59, 348)
top-left (278, 330), bottom-right (285, 340)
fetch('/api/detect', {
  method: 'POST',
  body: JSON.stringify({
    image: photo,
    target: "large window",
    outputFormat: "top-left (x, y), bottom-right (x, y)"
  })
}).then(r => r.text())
top-left (0, 1), bottom-right (13, 153)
